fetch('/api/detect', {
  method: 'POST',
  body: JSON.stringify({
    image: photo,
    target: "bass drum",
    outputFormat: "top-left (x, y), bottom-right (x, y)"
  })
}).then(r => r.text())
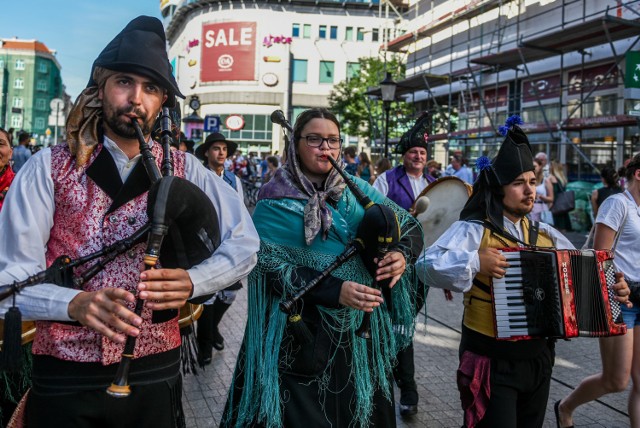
top-left (0, 320), bottom-right (36, 346)
top-left (178, 303), bottom-right (203, 329)
top-left (412, 176), bottom-right (473, 249)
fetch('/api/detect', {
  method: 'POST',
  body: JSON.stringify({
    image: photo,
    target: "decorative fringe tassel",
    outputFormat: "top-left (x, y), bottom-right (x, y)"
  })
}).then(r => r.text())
top-left (179, 325), bottom-right (203, 376)
top-left (287, 313), bottom-right (313, 346)
top-left (170, 373), bottom-right (186, 428)
top-left (1, 308), bottom-right (23, 373)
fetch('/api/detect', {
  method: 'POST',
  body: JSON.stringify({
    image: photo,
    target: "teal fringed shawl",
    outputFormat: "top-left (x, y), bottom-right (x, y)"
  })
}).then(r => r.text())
top-left (225, 177), bottom-right (423, 428)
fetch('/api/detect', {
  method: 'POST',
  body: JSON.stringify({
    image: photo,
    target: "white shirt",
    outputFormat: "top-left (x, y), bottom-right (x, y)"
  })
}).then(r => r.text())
top-left (372, 170), bottom-right (428, 199)
top-left (596, 191), bottom-right (640, 282)
top-left (416, 217), bottom-right (574, 293)
top-left (0, 138), bottom-right (260, 320)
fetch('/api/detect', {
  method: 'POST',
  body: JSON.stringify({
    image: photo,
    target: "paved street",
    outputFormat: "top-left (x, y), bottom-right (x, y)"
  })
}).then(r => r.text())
top-left (183, 231), bottom-right (632, 427)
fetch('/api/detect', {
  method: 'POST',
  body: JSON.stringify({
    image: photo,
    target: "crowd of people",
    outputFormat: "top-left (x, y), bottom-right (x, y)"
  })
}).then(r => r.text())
top-left (0, 14), bottom-right (638, 428)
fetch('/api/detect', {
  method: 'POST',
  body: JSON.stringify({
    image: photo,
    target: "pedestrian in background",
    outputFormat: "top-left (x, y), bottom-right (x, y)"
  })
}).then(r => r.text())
top-left (530, 158), bottom-right (554, 223)
top-left (343, 145), bottom-right (358, 176)
top-left (550, 160), bottom-right (572, 232)
top-left (591, 166), bottom-right (623, 217)
top-left (356, 151), bottom-right (375, 184)
top-left (11, 132), bottom-right (31, 173)
top-left (375, 157), bottom-right (392, 179)
top-left (556, 154), bottom-right (640, 428)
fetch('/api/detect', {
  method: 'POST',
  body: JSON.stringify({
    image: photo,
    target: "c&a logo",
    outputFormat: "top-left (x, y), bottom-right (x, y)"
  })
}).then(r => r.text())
top-left (218, 54), bottom-right (234, 69)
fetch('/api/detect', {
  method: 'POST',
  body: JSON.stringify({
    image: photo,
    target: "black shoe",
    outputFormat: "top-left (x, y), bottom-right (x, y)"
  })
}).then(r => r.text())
top-left (399, 404), bottom-right (418, 417)
top-left (212, 328), bottom-right (224, 351)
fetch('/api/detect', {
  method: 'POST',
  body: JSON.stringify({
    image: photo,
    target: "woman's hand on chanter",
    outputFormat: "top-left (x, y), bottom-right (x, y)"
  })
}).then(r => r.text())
top-left (374, 251), bottom-right (406, 288)
top-left (339, 281), bottom-right (384, 312)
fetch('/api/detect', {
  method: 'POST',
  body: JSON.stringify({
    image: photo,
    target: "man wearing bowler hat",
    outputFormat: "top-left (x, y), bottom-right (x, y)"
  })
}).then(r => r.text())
top-left (195, 132), bottom-right (244, 363)
top-left (0, 16), bottom-right (259, 428)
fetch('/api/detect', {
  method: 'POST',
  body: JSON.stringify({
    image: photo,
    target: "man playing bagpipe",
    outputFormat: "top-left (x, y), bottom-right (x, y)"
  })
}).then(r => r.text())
top-left (0, 16), bottom-right (259, 428)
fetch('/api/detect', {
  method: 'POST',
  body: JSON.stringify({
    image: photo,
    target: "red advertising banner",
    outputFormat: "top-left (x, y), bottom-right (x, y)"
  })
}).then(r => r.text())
top-left (523, 74), bottom-right (561, 102)
top-left (484, 86), bottom-right (508, 108)
top-left (201, 22), bottom-right (256, 82)
top-left (568, 63), bottom-right (619, 95)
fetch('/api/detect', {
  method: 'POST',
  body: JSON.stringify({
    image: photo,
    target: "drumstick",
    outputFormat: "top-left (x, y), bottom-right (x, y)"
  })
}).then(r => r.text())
top-left (413, 196), bottom-right (430, 217)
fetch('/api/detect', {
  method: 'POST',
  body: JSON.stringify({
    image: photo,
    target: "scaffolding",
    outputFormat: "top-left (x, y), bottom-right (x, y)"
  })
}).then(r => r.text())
top-left (382, 0), bottom-right (640, 180)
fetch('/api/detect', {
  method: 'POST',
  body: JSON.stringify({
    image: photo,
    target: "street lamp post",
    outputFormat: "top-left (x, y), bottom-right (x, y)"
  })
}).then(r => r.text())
top-left (379, 72), bottom-right (397, 159)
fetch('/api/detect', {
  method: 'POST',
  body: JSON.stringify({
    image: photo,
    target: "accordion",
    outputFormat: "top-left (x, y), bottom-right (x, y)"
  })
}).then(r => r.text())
top-left (492, 249), bottom-right (627, 340)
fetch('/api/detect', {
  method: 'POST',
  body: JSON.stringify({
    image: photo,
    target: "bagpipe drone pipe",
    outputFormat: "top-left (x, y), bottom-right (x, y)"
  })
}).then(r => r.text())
top-left (270, 110), bottom-right (401, 342)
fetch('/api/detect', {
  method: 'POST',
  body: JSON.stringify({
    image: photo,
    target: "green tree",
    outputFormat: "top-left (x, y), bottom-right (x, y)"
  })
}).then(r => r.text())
top-left (328, 57), bottom-right (414, 149)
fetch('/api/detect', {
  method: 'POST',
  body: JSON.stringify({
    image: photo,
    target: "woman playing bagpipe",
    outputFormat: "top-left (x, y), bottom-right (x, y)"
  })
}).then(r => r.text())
top-left (220, 108), bottom-right (424, 427)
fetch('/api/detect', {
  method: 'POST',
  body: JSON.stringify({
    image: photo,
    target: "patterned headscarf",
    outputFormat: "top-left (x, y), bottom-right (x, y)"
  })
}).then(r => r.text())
top-left (65, 67), bottom-right (117, 168)
top-left (259, 110), bottom-right (346, 245)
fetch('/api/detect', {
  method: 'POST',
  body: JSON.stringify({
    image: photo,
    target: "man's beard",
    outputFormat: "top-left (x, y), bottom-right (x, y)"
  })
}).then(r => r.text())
top-left (103, 106), bottom-right (154, 139)
top-left (503, 204), bottom-right (532, 219)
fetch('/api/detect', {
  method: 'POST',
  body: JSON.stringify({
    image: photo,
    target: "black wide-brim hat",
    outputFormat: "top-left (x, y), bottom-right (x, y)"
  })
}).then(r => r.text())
top-left (195, 133), bottom-right (238, 160)
top-left (86, 16), bottom-right (184, 107)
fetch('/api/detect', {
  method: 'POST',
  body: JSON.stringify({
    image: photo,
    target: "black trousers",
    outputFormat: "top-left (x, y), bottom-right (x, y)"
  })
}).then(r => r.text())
top-left (474, 345), bottom-right (554, 428)
top-left (25, 375), bottom-right (183, 428)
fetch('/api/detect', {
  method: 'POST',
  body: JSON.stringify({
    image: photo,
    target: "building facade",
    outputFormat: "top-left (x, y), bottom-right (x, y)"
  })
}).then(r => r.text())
top-left (163, 0), bottom-right (405, 155)
top-left (385, 0), bottom-right (640, 181)
top-left (0, 39), bottom-right (65, 143)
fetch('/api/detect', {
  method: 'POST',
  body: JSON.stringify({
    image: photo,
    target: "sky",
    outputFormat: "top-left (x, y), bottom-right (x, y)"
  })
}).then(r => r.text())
top-left (2, 0), bottom-right (163, 101)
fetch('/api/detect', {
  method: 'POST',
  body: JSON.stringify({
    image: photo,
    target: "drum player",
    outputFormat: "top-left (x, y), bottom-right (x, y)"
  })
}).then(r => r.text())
top-left (0, 16), bottom-right (259, 428)
top-left (372, 114), bottom-right (434, 417)
top-left (415, 116), bottom-right (632, 428)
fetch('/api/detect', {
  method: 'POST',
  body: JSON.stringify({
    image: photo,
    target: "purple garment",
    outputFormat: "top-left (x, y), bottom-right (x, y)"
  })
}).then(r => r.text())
top-left (386, 165), bottom-right (435, 210)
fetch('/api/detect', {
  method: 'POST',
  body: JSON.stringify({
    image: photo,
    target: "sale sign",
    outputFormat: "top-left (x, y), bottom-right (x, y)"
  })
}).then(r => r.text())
top-left (201, 22), bottom-right (256, 82)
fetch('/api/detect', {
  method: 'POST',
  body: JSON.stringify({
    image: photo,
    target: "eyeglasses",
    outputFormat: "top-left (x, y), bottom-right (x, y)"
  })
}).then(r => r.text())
top-left (301, 135), bottom-right (343, 149)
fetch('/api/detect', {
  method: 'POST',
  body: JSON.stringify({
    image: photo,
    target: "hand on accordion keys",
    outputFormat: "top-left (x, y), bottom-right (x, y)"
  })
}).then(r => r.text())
top-left (478, 248), bottom-right (509, 279)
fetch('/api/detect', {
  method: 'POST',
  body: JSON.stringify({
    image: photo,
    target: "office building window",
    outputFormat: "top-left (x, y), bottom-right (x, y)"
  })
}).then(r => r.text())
top-left (345, 27), bottom-right (353, 41)
top-left (330, 26), bottom-right (338, 40)
top-left (292, 23), bottom-right (300, 38)
top-left (12, 97), bottom-right (23, 108)
top-left (36, 80), bottom-right (47, 91)
top-left (35, 118), bottom-right (45, 129)
top-left (372, 28), bottom-right (379, 42)
top-left (319, 61), bottom-right (334, 84)
top-left (319, 25), bottom-right (327, 39)
top-left (15, 59), bottom-right (25, 70)
top-left (303, 24), bottom-right (311, 39)
top-left (347, 62), bottom-right (360, 80)
top-left (356, 27), bottom-right (365, 41)
top-left (38, 62), bottom-right (48, 73)
top-left (11, 116), bottom-right (22, 128)
top-left (36, 99), bottom-right (46, 110)
top-left (14, 78), bottom-right (24, 89)
top-left (293, 59), bottom-right (308, 83)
